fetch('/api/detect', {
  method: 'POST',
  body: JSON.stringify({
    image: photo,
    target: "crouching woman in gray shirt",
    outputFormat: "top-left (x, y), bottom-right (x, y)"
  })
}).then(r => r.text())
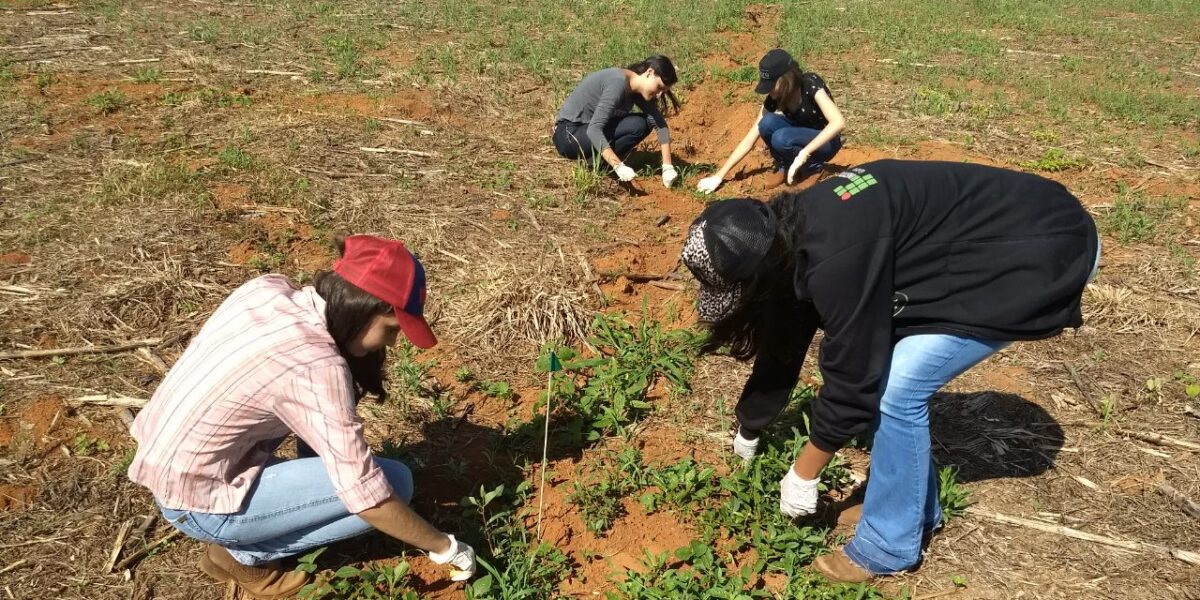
top-left (553, 55), bottom-right (680, 188)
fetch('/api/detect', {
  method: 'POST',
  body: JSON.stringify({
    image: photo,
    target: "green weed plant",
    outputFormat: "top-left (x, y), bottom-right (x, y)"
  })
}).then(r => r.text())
top-left (540, 311), bottom-right (703, 445)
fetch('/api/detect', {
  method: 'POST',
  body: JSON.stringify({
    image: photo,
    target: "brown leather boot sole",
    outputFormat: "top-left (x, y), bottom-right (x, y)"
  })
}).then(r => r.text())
top-left (832, 504), bottom-right (942, 546)
top-left (199, 550), bottom-right (232, 583)
top-left (814, 548), bottom-right (874, 583)
top-left (203, 544), bottom-right (310, 600)
top-left (763, 170), bottom-right (787, 189)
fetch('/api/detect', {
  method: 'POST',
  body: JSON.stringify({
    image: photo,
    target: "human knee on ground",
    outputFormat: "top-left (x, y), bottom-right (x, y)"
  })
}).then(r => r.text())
top-left (609, 114), bottom-right (652, 159)
top-left (757, 113), bottom-right (789, 143)
top-left (378, 458), bottom-right (414, 504)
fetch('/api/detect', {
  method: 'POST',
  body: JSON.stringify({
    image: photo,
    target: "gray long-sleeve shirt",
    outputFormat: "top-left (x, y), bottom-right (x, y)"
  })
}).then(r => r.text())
top-left (555, 67), bottom-right (671, 152)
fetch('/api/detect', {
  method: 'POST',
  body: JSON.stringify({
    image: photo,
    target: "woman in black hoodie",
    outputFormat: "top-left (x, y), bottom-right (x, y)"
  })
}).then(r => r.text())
top-left (682, 159), bottom-right (1098, 582)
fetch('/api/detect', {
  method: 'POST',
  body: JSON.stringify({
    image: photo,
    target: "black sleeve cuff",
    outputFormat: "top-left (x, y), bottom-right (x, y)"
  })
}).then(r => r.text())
top-left (808, 429), bottom-right (845, 454)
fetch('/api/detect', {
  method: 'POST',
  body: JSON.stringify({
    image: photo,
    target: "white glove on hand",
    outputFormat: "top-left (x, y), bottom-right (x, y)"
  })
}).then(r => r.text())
top-left (779, 467), bottom-right (820, 518)
top-left (661, 164), bottom-right (678, 188)
top-left (697, 175), bottom-right (723, 194)
top-left (614, 163), bottom-right (637, 182)
top-left (429, 534), bottom-right (476, 581)
top-left (787, 150), bottom-right (811, 185)
top-left (732, 430), bottom-right (759, 461)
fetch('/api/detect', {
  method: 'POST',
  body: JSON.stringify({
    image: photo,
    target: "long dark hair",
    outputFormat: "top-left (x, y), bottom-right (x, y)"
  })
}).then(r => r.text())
top-left (699, 193), bottom-right (816, 361)
top-left (767, 65), bottom-right (807, 115)
top-left (627, 54), bottom-right (681, 115)
top-left (313, 235), bottom-right (392, 400)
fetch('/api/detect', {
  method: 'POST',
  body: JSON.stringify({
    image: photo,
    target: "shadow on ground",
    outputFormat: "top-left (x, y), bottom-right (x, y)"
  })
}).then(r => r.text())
top-left (930, 390), bottom-right (1063, 482)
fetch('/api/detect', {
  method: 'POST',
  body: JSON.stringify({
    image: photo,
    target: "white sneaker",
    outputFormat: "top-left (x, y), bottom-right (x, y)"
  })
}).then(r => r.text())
top-left (732, 431), bottom-right (760, 461)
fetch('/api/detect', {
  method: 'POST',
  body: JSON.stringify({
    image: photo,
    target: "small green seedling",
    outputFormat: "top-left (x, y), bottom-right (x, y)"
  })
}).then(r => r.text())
top-left (938, 466), bottom-right (971, 521)
top-left (86, 89), bottom-right (127, 114)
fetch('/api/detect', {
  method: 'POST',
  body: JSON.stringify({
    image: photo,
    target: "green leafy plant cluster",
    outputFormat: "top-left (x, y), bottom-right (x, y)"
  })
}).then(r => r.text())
top-left (540, 312), bottom-right (704, 445)
top-left (218, 146), bottom-right (253, 170)
top-left (388, 340), bottom-right (457, 417)
top-left (462, 483), bottom-right (573, 599)
top-left (568, 160), bottom-right (606, 207)
top-left (783, 571), bottom-right (893, 599)
top-left (608, 541), bottom-right (767, 599)
top-left (453, 366), bottom-right (517, 402)
top-left (1019, 148), bottom-right (1087, 172)
top-left (936, 466), bottom-right (971, 521)
top-left (568, 447), bottom-right (645, 535)
top-left (72, 433), bottom-right (110, 456)
top-left (613, 542), bottom-right (894, 599)
top-left (698, 426), bottom-right (846, 574)
top-left (1103, 184), bottom-right (1187, 244)
top-left (85, 89), bottom-right (128, 114)
top-left (638, 457), bottom-right (719, 514)
top-left (296, 548), bottom-right (419, 600)
top-left (605, 422), bottom-right (892, 598)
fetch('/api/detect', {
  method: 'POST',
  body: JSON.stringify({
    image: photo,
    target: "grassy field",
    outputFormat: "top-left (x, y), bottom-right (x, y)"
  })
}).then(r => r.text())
top-left (1, 0), bottom-right (1198, 598)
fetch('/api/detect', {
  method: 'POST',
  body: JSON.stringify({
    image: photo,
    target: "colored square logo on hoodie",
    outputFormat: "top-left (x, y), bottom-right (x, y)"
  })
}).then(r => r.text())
top-left (833, 172), bottom-right (878, 201)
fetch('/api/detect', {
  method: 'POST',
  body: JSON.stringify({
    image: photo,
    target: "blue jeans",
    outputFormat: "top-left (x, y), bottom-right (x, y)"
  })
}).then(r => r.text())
top-left (160, 457), bottom-right (414, 566)
top-left (758, 113), bottom-right (843, 171)
top-left (553, 115), bottom-right (651, 163)
top-left (843, 334), bottom-right (1009, 574)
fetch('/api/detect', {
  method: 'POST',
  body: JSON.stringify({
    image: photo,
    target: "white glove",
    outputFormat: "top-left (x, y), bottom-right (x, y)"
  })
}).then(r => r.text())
top-left (779, 467), bottom-right (820, 517)
top-left (429, 534), bottom-right (476, 581)
top-left (614, 163), bottom-right (636, 182)
top-left (697, 175), bottom-right (723, 194)
top-left (732, 430), bottom-right (759, 461)
top-left (786, 150), bottom-right (811, 185)
top-left (661, 164), bottom-right (678, 188)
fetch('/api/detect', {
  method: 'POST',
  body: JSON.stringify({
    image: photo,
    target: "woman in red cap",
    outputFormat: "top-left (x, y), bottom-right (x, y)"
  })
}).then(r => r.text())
top-left (128, 235), bottom-right (475, 599)
top-left (697, 48), bottom-right (846, 194)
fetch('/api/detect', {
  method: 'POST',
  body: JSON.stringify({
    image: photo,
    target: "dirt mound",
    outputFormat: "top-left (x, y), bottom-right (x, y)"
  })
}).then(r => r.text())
top-left (0, 251), bottom-right (32, 265)
top-left (0, 395), bottom-right (64, 450)
top-left (224, 213), bottom-right (330, 273)
top-left (0, 484), bottom-right (37, 511)
top-left (211, 183), bottom-right (250, 210)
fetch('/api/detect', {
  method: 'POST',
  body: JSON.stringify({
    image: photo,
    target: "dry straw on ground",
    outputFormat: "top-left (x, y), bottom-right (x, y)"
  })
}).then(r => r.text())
top-left (438, 249), bottom-right (593, 359)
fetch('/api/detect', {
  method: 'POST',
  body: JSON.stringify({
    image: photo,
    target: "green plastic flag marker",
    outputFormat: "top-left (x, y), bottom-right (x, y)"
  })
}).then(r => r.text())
top-left (537, 349), bottom-right (560, 540)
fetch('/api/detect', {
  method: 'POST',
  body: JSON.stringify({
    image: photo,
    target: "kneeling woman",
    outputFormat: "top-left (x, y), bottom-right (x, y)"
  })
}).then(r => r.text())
top-left (697, 49), bottom-right (845, 194)
top-left (129, 236), bottom-right (475, 599)
top-left (553, 55), bottom-right (680, 188)
top-left (682, 161), bottom-right (1098, 581)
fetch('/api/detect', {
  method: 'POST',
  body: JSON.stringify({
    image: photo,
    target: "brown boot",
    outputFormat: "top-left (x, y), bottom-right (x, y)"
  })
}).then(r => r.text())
top-left (813, 547), bottom-right (874, 584)
top-left (763, 169), bottom-right (787, 189)
top-left (836, 503), bottom-right (863, 530)
top-left (199, 544), bottom-right (310, 600)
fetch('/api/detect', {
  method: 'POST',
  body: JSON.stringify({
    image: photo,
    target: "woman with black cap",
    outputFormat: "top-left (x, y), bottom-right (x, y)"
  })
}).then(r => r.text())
top-left (682, 160), bottom-right (1099, 582)
top-left (697, 49), bottom-right (845, 194)
top-left (553, 55), bottom-right (681, 188)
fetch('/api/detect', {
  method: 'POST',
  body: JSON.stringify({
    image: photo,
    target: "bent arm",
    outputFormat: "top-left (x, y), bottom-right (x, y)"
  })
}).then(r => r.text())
top-left (635, 96), bottom-right (673, 149)
top-left (587, 83), bottom-right (627, 167)
top-left (799, 90), bottom-right (845, 158)
top-left (359, 495), bottom-right (452, 554)
top-left (713, 112), bottom-right (765, 180)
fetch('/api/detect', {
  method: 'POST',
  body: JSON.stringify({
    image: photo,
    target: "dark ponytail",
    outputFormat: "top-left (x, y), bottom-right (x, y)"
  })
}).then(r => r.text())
top-left (627, 54), bottom-right (681, 115)
top-left (312, 235), bottom-right (392, 400)
top-left (699, 193), bottom-right (816, 361)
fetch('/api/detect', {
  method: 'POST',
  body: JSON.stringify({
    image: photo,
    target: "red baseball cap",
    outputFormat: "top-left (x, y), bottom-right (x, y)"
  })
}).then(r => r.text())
top-left (332, 235), bottom-right (437, 349)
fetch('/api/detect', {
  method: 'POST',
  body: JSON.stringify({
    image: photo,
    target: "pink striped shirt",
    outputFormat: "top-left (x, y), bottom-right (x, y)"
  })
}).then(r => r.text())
top-left (129, 275), bottom-right (393, 514)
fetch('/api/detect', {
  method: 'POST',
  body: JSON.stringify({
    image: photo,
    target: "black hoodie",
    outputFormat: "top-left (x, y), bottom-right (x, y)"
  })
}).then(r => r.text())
top-left (747, 159), bottom-right (1097, 452)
